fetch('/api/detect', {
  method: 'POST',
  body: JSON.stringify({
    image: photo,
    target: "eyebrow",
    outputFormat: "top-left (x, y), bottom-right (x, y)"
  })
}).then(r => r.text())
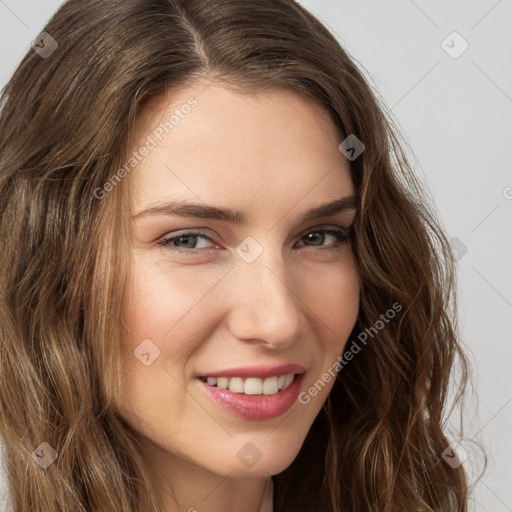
top-left (132, 195), bottom-right (357, 224)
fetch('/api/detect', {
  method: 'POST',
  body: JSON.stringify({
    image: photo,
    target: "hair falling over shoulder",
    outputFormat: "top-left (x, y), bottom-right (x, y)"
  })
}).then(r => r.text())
top-left (0, 0), bottom-right (481, 510)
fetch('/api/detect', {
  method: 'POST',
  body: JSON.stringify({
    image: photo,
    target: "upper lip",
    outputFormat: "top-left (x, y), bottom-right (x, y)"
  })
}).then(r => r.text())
top-left (197, 363), bottom-right (306, 379)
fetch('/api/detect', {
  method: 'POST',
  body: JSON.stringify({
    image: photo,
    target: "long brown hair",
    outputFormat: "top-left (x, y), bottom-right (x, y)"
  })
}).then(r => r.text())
top-left (0, 0), bottom-right (474, 510)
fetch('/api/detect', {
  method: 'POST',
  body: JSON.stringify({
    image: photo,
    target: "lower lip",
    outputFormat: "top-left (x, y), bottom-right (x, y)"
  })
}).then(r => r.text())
top-left (197, 374), bottom-right (305, 421)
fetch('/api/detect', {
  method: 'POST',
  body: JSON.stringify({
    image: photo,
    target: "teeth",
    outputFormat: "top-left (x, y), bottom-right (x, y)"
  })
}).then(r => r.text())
top-left (283, 374), bottom-right (294, 389)
top-left (228, 377), bottom-right (244, 393)
top-left (244, 377), bottom-right (262, 395)
top-left (217, 377), bottom-right (228, 389)
top-left (202, 374), bottom-right (295, 395)
top-left (262, 376), bottom-right (278, 395)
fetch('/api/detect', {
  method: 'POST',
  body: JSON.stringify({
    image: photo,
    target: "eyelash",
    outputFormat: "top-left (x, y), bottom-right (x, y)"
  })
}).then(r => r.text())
top-left (157, 226), bottom-right (351, 255)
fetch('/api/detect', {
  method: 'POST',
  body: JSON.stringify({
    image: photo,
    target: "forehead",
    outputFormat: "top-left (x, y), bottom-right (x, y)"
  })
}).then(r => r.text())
top-left (126, 81), bottom-right (353, 216)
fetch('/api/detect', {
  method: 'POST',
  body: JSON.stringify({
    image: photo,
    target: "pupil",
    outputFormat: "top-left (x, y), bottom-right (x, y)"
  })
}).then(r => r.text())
top-left (306, 233), bottom-right (323, 246)
top-left (179, 235), bottom-right (195, 248)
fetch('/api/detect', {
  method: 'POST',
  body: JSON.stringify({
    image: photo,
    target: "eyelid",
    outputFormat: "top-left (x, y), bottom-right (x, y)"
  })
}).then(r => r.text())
top-left (296, 223), bottom-right (352, 243)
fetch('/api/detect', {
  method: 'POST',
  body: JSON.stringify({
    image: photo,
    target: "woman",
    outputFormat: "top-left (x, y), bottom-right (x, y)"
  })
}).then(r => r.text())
top-left (0, 0), bottom-right (472, 510)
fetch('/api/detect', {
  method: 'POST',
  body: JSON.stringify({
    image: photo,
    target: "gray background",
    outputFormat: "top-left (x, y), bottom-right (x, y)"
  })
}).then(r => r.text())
top-left (1, 0), bottom-right (511, 510)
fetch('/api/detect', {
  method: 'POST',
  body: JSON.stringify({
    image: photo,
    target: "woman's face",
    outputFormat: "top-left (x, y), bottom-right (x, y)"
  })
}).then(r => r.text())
top-left (118, 80), bottom-right (360, 480)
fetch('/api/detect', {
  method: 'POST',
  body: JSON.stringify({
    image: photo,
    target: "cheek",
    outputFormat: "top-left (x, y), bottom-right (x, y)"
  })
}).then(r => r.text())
top-left (117, 261), bottom-right (208, 440)
top-left (301, 256), bottom-right (360, 347)
top-left (119, 258), bottom-right (200, 413)
top-left (119, 254), bottom-right (231, 412)
top-left (298, 257), bottom-right (360, 401)
top-left (123, 253), bottom-right (223, 341)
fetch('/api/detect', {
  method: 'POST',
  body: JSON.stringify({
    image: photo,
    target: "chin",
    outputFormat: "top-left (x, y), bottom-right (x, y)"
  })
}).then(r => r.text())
top-left (205, 427), bottom-right (308, 478)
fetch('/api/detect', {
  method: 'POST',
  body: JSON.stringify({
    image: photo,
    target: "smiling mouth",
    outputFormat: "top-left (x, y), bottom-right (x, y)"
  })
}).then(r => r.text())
top-left (198, 373), bottom-right (296, 396)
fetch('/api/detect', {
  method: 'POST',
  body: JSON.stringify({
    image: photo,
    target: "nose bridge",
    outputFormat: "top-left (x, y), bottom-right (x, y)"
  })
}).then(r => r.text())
top-left (227, 240), bottom-right (303, 344)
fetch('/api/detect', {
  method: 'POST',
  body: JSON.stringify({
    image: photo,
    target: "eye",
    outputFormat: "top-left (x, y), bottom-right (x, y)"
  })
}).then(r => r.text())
top-left (157, 229), bottom-right (215, 254)
top-left (157, 226), bottom-right (351, 255)
top-left (296, 227), bottom-right (351, 249)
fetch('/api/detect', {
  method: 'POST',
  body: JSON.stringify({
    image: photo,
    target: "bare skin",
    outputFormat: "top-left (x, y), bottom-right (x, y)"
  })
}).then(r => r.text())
top-left (117, 78), bottom-right (360, 512)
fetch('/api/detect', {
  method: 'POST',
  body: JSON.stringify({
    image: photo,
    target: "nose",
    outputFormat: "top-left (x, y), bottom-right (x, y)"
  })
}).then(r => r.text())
top-left (224, 244), bottom-right (306, 349)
